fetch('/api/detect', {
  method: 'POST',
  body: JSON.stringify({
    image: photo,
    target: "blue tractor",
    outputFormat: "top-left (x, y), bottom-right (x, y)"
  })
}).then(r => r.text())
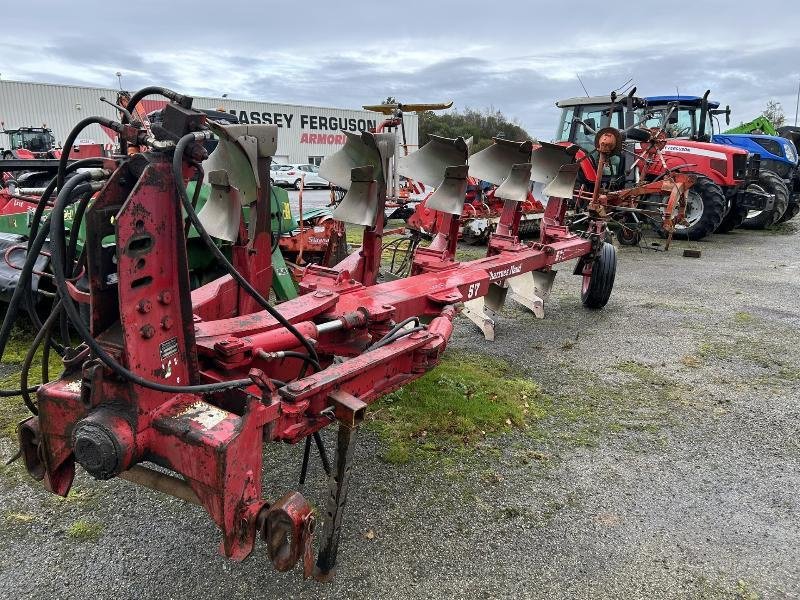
top-left (643, 92), bottom-right (797, 229)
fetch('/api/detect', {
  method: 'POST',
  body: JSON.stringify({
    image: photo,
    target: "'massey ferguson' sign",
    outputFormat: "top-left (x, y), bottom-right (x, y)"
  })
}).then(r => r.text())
top-left (225, 110), bottom-right (377, 133)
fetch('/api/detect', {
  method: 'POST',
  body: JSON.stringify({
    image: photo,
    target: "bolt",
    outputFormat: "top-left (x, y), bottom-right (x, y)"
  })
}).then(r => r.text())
top-left (137, 299), bottom-right (152, 314)
top-left (140, 325), bottom-right (155, 339)
top-left (161, 316), bottom-right (173, 330)
top-left (158, 291), bottom-right (172, 305)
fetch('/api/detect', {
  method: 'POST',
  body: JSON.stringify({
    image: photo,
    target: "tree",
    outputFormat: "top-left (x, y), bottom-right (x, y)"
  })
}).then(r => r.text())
top-left (418, 107), bottom-right (531, 155)
top-left (763, 99), bottom-right (786, 127)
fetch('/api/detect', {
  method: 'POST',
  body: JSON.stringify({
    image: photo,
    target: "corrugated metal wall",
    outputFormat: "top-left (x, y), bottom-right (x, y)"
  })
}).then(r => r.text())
top-left (0, 80), bottom-right (419, 164)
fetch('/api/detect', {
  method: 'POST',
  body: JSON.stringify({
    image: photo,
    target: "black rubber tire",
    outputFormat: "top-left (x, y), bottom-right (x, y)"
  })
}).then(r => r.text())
top-left (715, 196), bottom-right (748, 233)
top-left (581, 242), bottom-right (616, 309)
top-left (741, 171), bottom-right (789, 229)
top-left (776, 201), bottom-right (799, 223)
top-left (293, 179), bottom-right (303, 190)
top-left (616, 224), bottom-right (641, 246)
top-left (663, 176), bottom-right (726, 241)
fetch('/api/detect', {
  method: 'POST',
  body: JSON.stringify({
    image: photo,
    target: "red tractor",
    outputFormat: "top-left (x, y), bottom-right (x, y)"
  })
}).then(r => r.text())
top-left (555, 91), bottom-right (769, 241)
top-left (1, 126), bottom-right (58, 159)
top-left (641, 92), bottom-right (782, 230)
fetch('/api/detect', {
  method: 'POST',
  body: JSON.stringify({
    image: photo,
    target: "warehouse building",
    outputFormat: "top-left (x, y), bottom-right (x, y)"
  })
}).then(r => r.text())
top-left (0, 80), bottom-right (419, 164)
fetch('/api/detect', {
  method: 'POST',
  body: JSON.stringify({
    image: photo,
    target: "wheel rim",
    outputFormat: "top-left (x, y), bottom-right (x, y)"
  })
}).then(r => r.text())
top-left (745, 183), bottom-right (766, 219)
top-left (581, 274), bottom-right (590, 295)
top-left (674, 190), bottom-right (704, 230)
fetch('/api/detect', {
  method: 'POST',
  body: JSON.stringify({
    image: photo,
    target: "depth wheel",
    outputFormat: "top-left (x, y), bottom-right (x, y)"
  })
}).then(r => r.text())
top-left (581, 242), bottom-right (616, 309)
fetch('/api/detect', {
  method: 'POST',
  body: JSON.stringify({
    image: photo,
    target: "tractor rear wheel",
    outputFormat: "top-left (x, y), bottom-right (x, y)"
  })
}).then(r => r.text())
top-left (581, 242), bottom-right (616, 309)
top-left (663, 176), bottom-right (726, 241)
top-left (741, 171), bottom-right (789, 229)
top-left (715, 196), bottom-right (749, 233)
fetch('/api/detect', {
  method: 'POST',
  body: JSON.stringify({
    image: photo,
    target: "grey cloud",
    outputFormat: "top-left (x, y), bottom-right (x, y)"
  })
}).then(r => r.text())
top-left (4, 1), bottom-right (800, 139)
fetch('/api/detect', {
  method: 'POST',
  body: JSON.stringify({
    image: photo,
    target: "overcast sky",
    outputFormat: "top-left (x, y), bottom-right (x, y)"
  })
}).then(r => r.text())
top-left (4, 0), bottom-right (800, 139)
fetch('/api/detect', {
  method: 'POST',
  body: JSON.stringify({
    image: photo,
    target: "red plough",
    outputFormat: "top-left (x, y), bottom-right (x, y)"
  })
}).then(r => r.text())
top-left (6, 88), bottom-right (617, 582)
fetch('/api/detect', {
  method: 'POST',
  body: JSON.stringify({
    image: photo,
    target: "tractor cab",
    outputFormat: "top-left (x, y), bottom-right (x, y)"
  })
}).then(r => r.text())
top-left (555, 93), bottom-right (645, 190)
top-left (2, 127), bottom-right (57, 158)
top-left (639, 95), bottom-right (727, 142)
top-left (643, 93), bottom-right (799, 177)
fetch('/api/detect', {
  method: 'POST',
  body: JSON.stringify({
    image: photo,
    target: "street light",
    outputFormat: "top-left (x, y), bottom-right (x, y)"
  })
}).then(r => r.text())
top-left (116, 72), bottom-right (123, 90)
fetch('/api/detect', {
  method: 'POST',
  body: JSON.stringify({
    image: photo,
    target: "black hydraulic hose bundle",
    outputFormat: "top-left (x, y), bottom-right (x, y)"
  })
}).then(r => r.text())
top-left (0, 176), bottom-right (94, 405)
top-left (19, 300), bottom-right (63, 415)
top-left (119, 86), bottom-right (190, 155)
top-left (48, 170), bottom-right (253, 394)
top-left (0, 177), bottom-right (96, 359)
top-left (28, 157), bottom-right (105, 249)
top-left (56, 118), bottom-right (119, 190)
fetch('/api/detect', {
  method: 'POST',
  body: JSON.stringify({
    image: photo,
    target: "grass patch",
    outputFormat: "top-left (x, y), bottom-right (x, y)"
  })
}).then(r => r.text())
top-left (5, 511), bottom-right (35, 523)
top-left (368, 352), bottom-right (546, 463)
top-left (455, 245), bottom-right (487, 262)
top-left (734, 311), bottom-right (754, 324)
top-left (66, 519), bottom-right (103, 542)
top-left (0, 333), bottom-right (63, 441)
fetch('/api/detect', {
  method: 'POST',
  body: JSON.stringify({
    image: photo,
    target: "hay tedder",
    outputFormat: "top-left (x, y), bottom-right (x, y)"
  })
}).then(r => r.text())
top-left (4, 86), bottom-right (622, 581)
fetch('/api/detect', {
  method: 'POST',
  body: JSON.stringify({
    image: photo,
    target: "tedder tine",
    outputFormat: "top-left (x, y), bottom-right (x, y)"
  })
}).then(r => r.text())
top-left (313, 431), bottom-right (332, 476)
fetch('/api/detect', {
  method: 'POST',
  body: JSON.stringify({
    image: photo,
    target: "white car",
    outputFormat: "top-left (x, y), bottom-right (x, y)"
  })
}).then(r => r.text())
top-left (271, 164), bottom-right (330, 190)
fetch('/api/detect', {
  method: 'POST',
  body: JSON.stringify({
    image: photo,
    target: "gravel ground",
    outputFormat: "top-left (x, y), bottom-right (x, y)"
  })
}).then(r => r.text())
top-left (1, 224), bottom-right (799, 599)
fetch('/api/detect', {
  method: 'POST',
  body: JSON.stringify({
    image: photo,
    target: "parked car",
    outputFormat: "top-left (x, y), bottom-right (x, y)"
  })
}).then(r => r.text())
top-left (271, 164), bottom-right (330, 189)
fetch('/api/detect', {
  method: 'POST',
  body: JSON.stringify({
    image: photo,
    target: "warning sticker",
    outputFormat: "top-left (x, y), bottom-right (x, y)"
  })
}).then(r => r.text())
top-left (160, 337), bottom-right (179, 360)
top-left (177, 401), bottom-right (228, 430)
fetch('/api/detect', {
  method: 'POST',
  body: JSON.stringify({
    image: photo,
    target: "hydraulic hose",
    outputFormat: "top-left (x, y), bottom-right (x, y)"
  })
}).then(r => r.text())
top-left (123, 86), bottom-right (188, 122)
top-left (371, 317), bottom-right (421, 350)
top-left (48, 170), bottom-right (253, 394)
top-left (19, 300), bottom-right (63, 415)
top-left (172, 133), bottom-right (319, 366)
top-left (120, 86), bottom-right (190, 155)
top-left (371, 326), bottom-right (425, 351)
top-left (28, 158), bottom-right (105, 249)
top-left (0, 176), bottom-right (96, 359)
top-left (57, 118), bottom-right (119, 190)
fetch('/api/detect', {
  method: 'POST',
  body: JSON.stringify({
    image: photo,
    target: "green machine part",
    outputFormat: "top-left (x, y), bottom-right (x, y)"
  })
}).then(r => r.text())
top-left (725, 116), bottom-right (779, 136)
top-left (186, 181), bottom-right (299, 301)
top-left (0, 182), bottom-right (300, 302)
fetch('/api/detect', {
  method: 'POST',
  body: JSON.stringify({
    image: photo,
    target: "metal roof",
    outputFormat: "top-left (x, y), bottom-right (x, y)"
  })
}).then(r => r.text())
top-left (556, 96), bottom-right (619, 108)
top-left (645, 96), bottom-right (721, 109)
